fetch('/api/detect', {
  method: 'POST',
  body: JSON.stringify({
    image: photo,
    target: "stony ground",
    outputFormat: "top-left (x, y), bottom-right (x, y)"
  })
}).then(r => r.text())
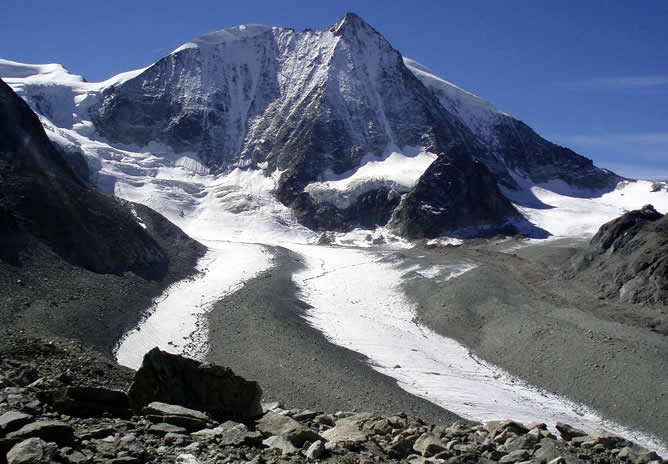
top-left (1, 339), bottom-right (664, 464)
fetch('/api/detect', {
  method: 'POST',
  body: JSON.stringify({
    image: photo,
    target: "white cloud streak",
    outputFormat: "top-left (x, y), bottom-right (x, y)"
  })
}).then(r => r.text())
top-left (561, 75), bottom-right (668, 89)
top-left (554, 132), bottom-right (668, 147)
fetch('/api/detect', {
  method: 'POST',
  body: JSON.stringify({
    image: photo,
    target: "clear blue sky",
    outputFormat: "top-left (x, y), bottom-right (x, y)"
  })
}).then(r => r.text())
top-left (3, 1), bottom-right (667, 179)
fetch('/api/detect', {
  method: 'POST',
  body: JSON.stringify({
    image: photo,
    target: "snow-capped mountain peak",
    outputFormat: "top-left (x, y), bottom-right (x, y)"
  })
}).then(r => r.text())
top-left (4, 13), bottom-right (662, 241)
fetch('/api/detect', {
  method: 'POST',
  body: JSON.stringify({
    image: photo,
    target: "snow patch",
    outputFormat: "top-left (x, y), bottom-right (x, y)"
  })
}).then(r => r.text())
top-left (305, 146), bottom-right (436, 209)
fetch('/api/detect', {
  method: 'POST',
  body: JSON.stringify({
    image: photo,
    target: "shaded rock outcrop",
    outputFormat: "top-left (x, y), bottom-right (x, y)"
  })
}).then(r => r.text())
top-left (0, 78), bottom-right (206, 356)
top-left (0, 78), bottom-right (174, 278)
top-left (565, 204), bottom-right (667, 305)
top-left (127, 348), bottom-right (263, 422)
top-left (389, 145), bottom-right (521, 238)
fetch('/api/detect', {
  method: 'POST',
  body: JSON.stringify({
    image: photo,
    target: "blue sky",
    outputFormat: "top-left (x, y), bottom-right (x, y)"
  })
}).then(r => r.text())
top-left (3, 1), bottom-right (667, 179)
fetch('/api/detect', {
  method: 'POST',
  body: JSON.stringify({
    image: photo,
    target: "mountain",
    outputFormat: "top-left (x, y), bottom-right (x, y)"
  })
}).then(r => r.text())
top-left (0, 14), bottom-right (628, 239)
top-left (1, 77), bottom-right (166, 276)
top-left (85, 13), bottom-right (617, 236)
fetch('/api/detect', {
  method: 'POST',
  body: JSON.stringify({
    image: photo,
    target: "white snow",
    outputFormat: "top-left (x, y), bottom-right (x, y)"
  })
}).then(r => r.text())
top-left (404, 57), bottom-right (504, 145)
top-left (506, 178), bottom-right (668, 238)
top-left (115, 240), bottom-right (271, 369)
top-left (305, 146), bottom-right (436, 208)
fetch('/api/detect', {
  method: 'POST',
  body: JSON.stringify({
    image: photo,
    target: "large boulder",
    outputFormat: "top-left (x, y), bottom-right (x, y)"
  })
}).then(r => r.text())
top-left (6, 421), bottom-right (74, 446)
top-left (127, 348), bottom-right (262, 422)
top-left (6, 438), bottom-right (57, 464)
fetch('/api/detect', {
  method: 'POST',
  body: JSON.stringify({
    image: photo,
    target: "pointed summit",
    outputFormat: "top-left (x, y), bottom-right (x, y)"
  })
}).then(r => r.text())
top-left (331, 12), bottom-right (382, 38)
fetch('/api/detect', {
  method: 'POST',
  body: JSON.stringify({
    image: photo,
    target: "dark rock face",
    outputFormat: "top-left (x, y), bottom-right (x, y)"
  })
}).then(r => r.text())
top-left (127, 348), bottom-right (263, 422)
top-left (389, 146), bottom-right (521, 238)
top-left (0, 78), bottom-right (170, 278)
top-left (565, 204), bottom-right (667, 305)
top-left (490, 117), bottom-right (618, 190)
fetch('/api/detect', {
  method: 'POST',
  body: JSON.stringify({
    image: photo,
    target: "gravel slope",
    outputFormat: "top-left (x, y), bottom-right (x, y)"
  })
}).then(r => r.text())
top-left (399, 238), bottom-right (667, 444)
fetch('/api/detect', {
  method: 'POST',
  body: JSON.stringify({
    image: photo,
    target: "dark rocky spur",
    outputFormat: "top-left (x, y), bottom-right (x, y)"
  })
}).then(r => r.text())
top-left (564, 204), bottom-right (668, 307)
top-left (1, 348), bottom-right (664, 464)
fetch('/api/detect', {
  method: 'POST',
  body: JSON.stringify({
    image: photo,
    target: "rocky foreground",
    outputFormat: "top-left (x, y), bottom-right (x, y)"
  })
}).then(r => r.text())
top-left (0, 341), bottom-right (663, 464)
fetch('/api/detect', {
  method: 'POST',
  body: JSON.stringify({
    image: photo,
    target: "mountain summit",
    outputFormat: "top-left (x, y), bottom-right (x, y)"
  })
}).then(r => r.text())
top-left (3, 14), bottom-right (621, 238)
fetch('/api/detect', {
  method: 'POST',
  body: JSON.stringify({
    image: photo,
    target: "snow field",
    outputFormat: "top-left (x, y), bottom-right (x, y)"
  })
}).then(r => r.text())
top-left (514, 180), bottom-right (668, 238)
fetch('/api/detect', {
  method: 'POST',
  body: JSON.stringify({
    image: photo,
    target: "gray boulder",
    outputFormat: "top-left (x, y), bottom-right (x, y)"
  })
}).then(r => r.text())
top-left (144, 402), bottom-right (209, 431)
top-left (555, 423), bottom-right (586, 442)
top-left (255, 411), bottom-right (322, 447)
top-left (0, 412), bottom-right (32, 435)
top-left (6, 438), bottom-right (57, 464)
top-left (413, 433), bottom-right (447, 457)
top-left (126, 348), bottom-right (262, 422)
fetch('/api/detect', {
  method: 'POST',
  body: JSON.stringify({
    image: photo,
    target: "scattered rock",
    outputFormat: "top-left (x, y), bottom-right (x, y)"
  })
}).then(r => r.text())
top-left (320, 414), bottom-right (369, 445)
top-left (262, 435), bottom-right (299, 456)
top-left (305, 440), bottom-right (326, 460)
top-left (143, 401), bottom-right (209, 431)
top-left (413, 433), bottom-right (447, 457)
top-left (0, 350), bottom-right (664, 464)
top-left (256, 411), bottom-right (322, 447)
top-left (147, 422), bottom-right (188, 436)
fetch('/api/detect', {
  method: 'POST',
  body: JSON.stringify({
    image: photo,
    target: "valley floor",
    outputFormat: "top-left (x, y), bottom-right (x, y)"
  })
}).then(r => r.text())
top-left (202, 237), bottom-right (667, 454)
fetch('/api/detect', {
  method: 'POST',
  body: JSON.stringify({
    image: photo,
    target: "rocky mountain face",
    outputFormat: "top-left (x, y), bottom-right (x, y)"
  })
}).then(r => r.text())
top-left (85, 13), bottom-right (618, 237)
top-left (1, 343), bottom-right (662, 464)
top-left (0, 78), bottom-right (175, 277)
top-left (565, 204), bottom-right (667, 306)
top-left (405, 58), bottom-right (617, 192)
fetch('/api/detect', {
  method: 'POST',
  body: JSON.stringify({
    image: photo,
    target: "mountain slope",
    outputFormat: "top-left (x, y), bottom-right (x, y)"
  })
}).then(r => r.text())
top-left (0, 77), bottom-right (205, 355)
top-left (404, 58), bottom-right (617, 191)
top-left (0, 78), bottom-right (168, 276)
